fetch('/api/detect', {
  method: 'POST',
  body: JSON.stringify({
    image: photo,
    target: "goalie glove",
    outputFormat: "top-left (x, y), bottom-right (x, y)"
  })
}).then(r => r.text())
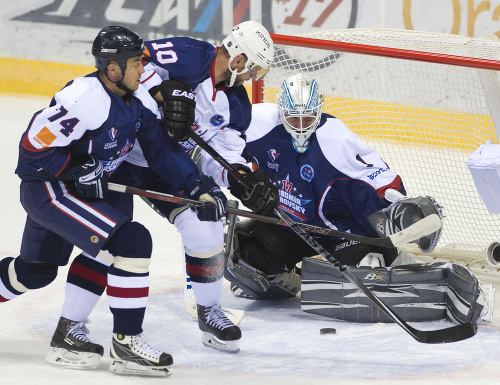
top-left (159, 80), bottom-right (196, 142)
top-left (187, 175), bottom-right (227, 222)
top-left (227, 168), bottom-right (279, 216)
top-left (65, 155), bottom-right (108, 199)
top-left (367, 191), bottom-right (444, 253)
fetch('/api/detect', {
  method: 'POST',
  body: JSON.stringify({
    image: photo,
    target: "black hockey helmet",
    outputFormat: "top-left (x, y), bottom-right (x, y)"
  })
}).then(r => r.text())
top-left (92, 26), bottom-right (144, 74)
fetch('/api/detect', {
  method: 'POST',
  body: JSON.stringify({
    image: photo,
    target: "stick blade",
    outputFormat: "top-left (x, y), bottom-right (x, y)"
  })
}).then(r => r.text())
top-left (389, 214), bottom-right (442, 247)
top-left (409, 322), bottom-right (477, 344)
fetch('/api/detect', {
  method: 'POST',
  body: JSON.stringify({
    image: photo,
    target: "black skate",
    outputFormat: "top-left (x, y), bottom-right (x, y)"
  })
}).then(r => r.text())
top-left (109, 333), bottom-right (173, 377)
top-left (45, 317), bottom-right (103, 370)
top-left (198, 304), bottom-right (241, 353)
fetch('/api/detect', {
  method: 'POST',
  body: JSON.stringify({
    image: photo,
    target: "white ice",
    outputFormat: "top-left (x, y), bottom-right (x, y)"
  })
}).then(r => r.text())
top-left (1, 95), bottom-right (499, 385)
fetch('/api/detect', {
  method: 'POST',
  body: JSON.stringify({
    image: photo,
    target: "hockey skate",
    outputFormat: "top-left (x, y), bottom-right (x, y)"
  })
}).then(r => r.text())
top-left (109, 333), bottom-right (173, 377)
top-left (45, 317), bottom-right (104, 370)
top-left (198, 304), bottom-right (241, 353)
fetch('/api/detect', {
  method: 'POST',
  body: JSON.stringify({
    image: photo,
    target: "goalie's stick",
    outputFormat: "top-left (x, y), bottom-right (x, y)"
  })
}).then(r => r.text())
top-left (185, 129), bottom-right (476, 344)
top-left (108, 183), bottom-right (440, 249)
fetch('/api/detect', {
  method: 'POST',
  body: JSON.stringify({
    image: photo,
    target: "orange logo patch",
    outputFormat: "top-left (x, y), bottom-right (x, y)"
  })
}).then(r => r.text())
top-left (33, 127), bottom-right (56, 148)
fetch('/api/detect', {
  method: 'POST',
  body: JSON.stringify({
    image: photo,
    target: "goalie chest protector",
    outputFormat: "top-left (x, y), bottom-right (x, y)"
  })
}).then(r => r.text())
top-left (300, 257), bottom-right (482, 323)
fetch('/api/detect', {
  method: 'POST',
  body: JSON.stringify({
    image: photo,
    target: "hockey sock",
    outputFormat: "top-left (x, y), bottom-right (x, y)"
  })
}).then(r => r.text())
top-left (191, 278), bottom-right (224, 307)
top-left (107, 266), bottom-right (149, 335)
top-left (61, 252), bottom-right (111, 321)
top-left (0, 257), bottom-right (24, 302)
top-left (104, 221), bottom-right (152, 335)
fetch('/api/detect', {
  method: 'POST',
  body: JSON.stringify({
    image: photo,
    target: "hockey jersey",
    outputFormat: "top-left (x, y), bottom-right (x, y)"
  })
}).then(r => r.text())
top-left (16, 72), bottom-right (201, 190)
top-left (245, 103), bottom-right (406, 237)
top-left (127, 36), bottom-right (251, 187)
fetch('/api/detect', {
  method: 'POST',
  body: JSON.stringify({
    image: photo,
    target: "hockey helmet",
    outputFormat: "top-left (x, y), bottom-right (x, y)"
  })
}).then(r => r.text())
top-left (92, 26), bottom-right (144, 74)
top-left (277, 73), bottom-right (325, 153)
top-left (222, 21), bottom-right (274, 86)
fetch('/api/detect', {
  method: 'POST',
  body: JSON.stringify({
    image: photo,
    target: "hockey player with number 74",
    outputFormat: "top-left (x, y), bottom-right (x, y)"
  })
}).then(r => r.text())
top-left (0, 25), bottom-right (234, 377)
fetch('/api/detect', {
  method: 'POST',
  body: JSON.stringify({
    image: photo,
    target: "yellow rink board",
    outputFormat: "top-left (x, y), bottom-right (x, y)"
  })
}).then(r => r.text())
top-left (2, 57), bottom-right (497, 150)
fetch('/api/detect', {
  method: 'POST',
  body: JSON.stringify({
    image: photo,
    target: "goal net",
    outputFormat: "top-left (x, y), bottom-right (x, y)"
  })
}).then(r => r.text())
top-left (254, 28), bottom-right (500, 260)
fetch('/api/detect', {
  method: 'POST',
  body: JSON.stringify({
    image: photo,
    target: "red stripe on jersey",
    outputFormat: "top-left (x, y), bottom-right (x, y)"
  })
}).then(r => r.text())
top-left (21, 133), bottom-right (46, 152)
top-left (54, 153), bottom-right (72, 177)
top-left (376, 175), bottom-right (405, 198)
top-left (69, 262), bottom-right (107, 287)
top-left (107, 285), bottom-right (149, 298)
top-left (0, 294), bottom-right (9, 302)
top-left (141, 71), bottom-right (156, 84)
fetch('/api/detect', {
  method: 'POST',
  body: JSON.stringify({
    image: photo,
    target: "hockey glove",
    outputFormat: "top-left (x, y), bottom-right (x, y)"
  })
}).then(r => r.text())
top-left (159, 80), bottom-right (196, 142)
top-left (188, 175), bottom-right (227, 222)
top-left (367, 192), bottom-right (444, 253)
top-left (228, 168), bottom-right (279, 216)
top-left (66, 155), bottom-right (108, 199)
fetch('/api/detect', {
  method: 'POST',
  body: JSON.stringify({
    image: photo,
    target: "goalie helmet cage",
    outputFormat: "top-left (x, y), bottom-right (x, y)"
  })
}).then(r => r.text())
top-left (252, 28), bottom-right (500, 258)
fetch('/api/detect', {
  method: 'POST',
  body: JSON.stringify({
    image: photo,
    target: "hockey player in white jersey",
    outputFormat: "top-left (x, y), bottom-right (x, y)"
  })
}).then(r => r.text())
top-left (224, 73), bottom-right (445, 300)
top-left (46, 21), bottom-right (279, 368)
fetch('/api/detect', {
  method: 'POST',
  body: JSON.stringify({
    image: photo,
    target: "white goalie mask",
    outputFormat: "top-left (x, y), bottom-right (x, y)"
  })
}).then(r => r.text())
top-left (277, 74), bottom-right (325, 153)
top-left (222, 21), bottom-right (274, 87)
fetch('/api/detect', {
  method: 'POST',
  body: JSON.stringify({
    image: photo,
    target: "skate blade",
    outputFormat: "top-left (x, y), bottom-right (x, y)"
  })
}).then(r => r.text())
top-left (202, 332), bottom-right (240, 353)
top-left (45, 347), bottom-right (101, 370)
top-left (109, 359), bottom-right (172, 377)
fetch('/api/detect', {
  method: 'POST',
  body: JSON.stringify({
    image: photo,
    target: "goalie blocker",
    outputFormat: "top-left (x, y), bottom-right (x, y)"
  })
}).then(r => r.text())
top-left (301, 257), bottom-right (485, 324)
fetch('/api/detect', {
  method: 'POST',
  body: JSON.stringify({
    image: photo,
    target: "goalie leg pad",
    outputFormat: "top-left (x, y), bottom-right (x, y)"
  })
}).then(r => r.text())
top-left (300, 257), bottom-right (483, 324)
top-left (226, 255), bottom-right (271, 294)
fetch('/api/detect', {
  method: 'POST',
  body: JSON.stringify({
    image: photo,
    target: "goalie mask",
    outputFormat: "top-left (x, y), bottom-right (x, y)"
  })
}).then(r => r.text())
top-left (222, 21), bottom-right (274, 87)
top-left (277, 74), bottom-right (325, 153)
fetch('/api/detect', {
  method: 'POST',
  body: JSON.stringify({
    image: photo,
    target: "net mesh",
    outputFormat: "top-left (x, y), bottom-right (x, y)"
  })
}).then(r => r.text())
top-left (260, 28), bottom-right (500, 257)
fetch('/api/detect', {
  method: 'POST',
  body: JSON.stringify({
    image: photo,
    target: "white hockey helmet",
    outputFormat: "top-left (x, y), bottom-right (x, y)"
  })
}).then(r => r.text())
top-left (277, 73), bottom-right (325, 153)
top-left (222, 21), bottom-right (274, 86)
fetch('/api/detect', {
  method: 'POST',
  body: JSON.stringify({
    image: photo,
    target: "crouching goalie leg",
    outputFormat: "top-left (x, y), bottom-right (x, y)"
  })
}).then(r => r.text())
top-left (224, 220), bottom-right (301, 300)
top-left (367, 189), bottom-right (444, 253)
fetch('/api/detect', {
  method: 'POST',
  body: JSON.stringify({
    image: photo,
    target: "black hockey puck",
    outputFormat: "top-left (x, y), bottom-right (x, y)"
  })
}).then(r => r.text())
top-left (320, 328), bottom-right (336, 335)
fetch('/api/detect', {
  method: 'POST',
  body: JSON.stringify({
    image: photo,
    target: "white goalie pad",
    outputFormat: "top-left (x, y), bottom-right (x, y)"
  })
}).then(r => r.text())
top-left (300, 258), bottom-right (485, 324)
top-left (467, 143), bottom-right (500, 214)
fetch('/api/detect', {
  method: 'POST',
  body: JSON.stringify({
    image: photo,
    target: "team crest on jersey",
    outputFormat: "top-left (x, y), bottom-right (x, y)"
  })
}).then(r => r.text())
top-left (300, 164), bottom-right (315, 182)
top-left (210, 115), bottom-right (224, 126)
top-left (267, 149), bottom-right (280, 162)
top-left (109, 127), bottom-right (117, 141)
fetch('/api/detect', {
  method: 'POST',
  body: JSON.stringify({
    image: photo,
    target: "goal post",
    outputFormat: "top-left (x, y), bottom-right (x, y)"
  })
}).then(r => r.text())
top-left (252, 28), bottom-right (500, 259)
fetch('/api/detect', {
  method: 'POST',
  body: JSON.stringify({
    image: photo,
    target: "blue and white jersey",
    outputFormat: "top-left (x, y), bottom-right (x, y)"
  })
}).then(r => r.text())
top-left (16, 72), bottom-right (200, 190)
top-left (245, 103), bottom-right (406, 237)
top-left (131, 36), bottom-right (251, 187)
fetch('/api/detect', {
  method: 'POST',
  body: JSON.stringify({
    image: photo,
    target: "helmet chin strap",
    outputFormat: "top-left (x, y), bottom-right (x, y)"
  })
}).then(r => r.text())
top-left (227, 56), bottom-right (249, 87)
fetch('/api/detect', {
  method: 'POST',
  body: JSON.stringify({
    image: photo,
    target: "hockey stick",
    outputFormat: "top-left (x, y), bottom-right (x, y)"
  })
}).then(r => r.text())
top-left (185, 130), bottom-right (476, 344)
top-left (108, 183), bottom-right (440, 248)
